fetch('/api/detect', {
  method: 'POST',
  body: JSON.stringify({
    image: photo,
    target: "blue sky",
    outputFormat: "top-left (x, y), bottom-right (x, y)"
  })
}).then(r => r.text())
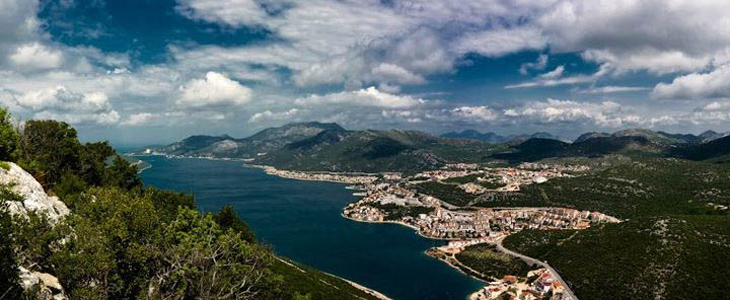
top-left (1, 0), bottom-right (730, 146)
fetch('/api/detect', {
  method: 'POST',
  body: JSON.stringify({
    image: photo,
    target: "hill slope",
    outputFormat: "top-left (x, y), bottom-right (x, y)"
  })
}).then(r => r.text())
top-left (503, 215), bottom-right (730, 300)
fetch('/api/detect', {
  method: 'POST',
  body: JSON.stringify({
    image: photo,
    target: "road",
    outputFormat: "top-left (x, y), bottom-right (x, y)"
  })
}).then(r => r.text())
top-left (495, 237), bottom-right (578, 300)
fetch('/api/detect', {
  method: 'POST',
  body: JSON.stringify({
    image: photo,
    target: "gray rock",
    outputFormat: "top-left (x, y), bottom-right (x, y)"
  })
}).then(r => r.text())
top-left (0, 162), bottom-right (69, 223)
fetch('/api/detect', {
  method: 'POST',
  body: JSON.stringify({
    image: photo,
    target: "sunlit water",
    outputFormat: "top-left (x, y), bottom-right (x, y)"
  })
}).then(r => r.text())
top-left (138, 156), bottom-right (483, 300)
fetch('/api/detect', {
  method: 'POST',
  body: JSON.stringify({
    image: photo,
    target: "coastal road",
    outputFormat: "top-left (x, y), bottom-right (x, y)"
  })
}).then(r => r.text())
top-left (495, 237), bottom-right (578, 300)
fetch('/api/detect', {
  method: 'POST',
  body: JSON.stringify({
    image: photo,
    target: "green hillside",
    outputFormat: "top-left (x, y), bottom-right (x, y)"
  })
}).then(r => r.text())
top-left (475, 159), bottom-right (730, 218)
top-left (503, 216), bottom-right (730, 300)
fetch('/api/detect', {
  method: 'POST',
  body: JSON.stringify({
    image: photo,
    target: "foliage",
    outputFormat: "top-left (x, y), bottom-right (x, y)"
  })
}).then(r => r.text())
top-left (270, 258), bottom-right (380, 300)
top-left (17, 120), bottom-right (82, 189)
top-left (150, 207), bottom-right (280, 299)
top-left (412, 181), bottom-right (478, 206)
top-left (503, 216), bottom-right (730, 300)
top-left (0, 193), bottom-right (22, 299)
top-left (455, 244), bottom-right (536, 280)
top-left (213, 205), bottom-right (256, 243)
top-left (476, 159), bottom-right (730, 218)
top-left (145, 187), bottom-right (195, 224)
top-left (12, 211), bottom-right (61, 271)
top-left (103, 155), bottom-right (141, 191)
top-left (53, 173), bottom-right (88, 207)
top-left (0, 108), bottom-right (19, 162)
top-left (50, 187), bottom-right (162, 299)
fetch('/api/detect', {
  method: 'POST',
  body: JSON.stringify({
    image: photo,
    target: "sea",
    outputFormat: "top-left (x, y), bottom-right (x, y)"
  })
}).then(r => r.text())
top-left (137, 156), bottom-right (483, 300)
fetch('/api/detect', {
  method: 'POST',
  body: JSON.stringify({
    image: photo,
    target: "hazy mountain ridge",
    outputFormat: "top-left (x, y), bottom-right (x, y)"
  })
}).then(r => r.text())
top-left (440, 130), bottom-right (566, 143)
top-left (145, 124), bottom-right (730, 172)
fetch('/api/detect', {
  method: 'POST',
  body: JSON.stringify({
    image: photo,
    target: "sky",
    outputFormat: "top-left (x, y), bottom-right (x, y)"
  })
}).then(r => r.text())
top-left (1, 0), bottom-right (730, 146)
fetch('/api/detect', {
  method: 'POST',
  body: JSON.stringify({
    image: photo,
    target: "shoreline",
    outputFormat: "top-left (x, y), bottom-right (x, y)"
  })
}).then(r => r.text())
top-left (133, 154), bottom-right (575, 299)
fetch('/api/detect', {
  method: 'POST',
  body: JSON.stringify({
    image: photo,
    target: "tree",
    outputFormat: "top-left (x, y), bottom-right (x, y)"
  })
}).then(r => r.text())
top-left (214, 205), bottom-right (257, 243)
top-left (0, 107), bottom-right (19, 162)
top-left (18, 120), bottom-right (81, 188)
top-left (0, 187), bottom-right (23, 299)
top-left (79, 142), bottom-right (114, 186)
top-left (149, 208), bottom-right (281, 299)
top-left (104, 156), bottom-right (141, 191)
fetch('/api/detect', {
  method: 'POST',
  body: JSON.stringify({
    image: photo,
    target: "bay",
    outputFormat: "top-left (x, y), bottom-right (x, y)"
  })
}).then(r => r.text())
top-left (138, 156), bottom-right (483, 300)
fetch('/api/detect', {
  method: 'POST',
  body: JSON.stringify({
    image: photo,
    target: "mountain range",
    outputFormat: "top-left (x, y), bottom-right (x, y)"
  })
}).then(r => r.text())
top-left (139, 122), bottom-right (730, 172)
top-left (440, 130), bottom-right (566, 144)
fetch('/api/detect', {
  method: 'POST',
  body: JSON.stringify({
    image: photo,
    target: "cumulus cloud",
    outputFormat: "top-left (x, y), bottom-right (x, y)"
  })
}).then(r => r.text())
top-left (121, 113), bottom-right (160, 126)
top-left (450, 106), bottom-right (498, 122)
top-left (538, 0), bottom-right (730, 73)
top-left (652, 64), bottom-right (730, 100)
top-left (9, 43), bottom-right (63, 70)
top-left (248, 108), bottom-right (300, 123)
top-left (5, 86), bottom-right (119, 125)
top-left (295, 87), bottom-right (425, 109)
top-left (371, 63), bottom-right (425, 85)
top-left (503, 99), bottom-right (642, 127)
top-left (177, 72), bottom-right (253, 108)
top-left (453, 26), bottom-right (547, 58)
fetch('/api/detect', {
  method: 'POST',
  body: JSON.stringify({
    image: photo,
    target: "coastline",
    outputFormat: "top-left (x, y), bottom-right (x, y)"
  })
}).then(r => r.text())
top-left (132, 154), bottom-right (569, 299)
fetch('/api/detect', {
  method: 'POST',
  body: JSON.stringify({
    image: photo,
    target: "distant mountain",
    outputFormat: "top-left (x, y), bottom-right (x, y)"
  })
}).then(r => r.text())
top-left (493, 136), bottom-right (665, 162)
top-left (259, 129), bottom-right (499, 173)
top-left (147, 124), bottom-right (730, 171)
top-left (670, 135), bottom-right (730, 162)
top-left (441, 130), bottom-right (565, 144)
top-left (144, 123), bottom-right (501, 173)
top-left (441, 130), bottom-right (507, 143)
top-left (574, 132), bottom-right (610, 143)
top-left (149, 122), bottom-right (344, 158)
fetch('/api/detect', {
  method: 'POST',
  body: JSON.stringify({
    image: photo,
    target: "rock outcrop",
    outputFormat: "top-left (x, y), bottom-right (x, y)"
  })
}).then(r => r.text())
top-left (19, 267), bottom-right (67, 300)
top-left (0, 162), bottom-right (69, 223)
top-left (1, 162), bottom-right (69, 299)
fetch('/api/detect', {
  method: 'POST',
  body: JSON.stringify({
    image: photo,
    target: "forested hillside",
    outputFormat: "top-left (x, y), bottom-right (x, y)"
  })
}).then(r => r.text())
top-left (0, 108), bottom-right (380, 300)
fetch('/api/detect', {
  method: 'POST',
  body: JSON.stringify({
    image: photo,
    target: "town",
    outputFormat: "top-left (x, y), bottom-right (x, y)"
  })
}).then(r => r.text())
top-left (262, 161), bottom-right (619, 300)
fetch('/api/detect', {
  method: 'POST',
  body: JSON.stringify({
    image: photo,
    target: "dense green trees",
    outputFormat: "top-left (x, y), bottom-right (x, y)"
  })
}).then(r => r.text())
top-left (0, 108), bottom-right (19, 162)
top-left (0, 109), bottom-right (377, 300)
top-left (213, 204), bottom-right (257, 243)
top-left (0, 188), bottom-right (23, 299)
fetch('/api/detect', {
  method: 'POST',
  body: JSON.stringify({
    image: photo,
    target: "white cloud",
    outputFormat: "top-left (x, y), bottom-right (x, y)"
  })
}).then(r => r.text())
top-left (652, 64), bottom-right (730, 100)
top-left (538, 0), bottom-right (730, 73)
top-left (121, 113), bottom-right (159, 126)
top-left (295, 87), bottom-right (424, 109)
top-left (7, 86), bottom-right (119, 125)
top-left (520, 54), bottom-right (549, 75)
top-left (371, 63), bottom-right (425, 85)
top-left (454, 26), bottom-right (547, 58)
top-left (503, 99), bottom-right (641, 127)
top-left (450, 106), bottom-right (498, 122)
top-left (248, 108), bottom-right (300, 123)
top-left (539, 65), bottom-right (564, 79)
top-left (177, 72), bottom-right (253, 108)
top-left (175, 0), bottom-right (269, 28)
top-left (577, 86), bottom-right (650, 94)
top-left (9, 43), bottom-right (63, 70)
top-left (505, 64), bottom-right (610, 89)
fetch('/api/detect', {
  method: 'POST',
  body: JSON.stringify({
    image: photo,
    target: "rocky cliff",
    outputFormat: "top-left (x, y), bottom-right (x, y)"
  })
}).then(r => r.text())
top-left (1, 162), bottom-right (69, 299)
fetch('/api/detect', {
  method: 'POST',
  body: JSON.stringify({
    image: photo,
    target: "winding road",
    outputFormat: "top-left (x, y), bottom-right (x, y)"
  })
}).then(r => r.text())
top-left (495, 237), bottom-right (578, 300)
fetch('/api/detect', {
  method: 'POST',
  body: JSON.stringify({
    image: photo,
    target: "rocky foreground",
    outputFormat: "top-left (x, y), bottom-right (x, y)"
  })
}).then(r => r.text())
top-left (1, 162), bottom-right (69, 299)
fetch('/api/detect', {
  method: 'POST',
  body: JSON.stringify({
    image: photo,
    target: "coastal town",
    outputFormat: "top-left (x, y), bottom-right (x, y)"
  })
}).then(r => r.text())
top-left (258, 161), bottom-right (618, 300)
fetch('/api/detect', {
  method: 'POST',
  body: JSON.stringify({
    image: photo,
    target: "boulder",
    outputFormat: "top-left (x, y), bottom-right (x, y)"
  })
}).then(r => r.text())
top-left (0, 162), bottom-right (70, 223)
top-left (18, 267), bottom-right (67, 300)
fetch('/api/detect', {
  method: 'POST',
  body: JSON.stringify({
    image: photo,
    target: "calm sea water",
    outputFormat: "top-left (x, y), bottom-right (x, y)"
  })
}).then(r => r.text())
top-left (138, 156), bottom-right (483, 300)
